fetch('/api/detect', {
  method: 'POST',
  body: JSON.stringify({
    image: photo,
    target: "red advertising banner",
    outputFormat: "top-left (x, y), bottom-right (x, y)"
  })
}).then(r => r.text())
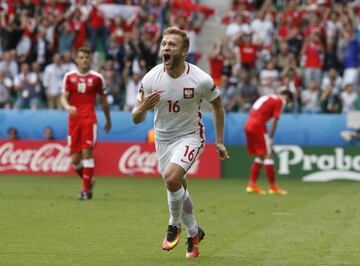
top-left (0, 141), bottom-right (220, 179)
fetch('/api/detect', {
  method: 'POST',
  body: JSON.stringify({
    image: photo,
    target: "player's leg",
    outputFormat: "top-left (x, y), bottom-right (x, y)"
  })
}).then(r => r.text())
top-left (263, 134), bottom-right (287, 195)
top-left (181, 179), bottom-right (197, 237)
top-left (78, 122), bottom-right (97, 200)
top-left (181, 178), bottom-right (205, 258)
top-left (249, 157), bottom-right (263, 185)
top-left (67, 122), bottom-right (85, 197)
top-left (156, 140), bottom-right (183, 251)
top-left (71, 152), bottom-right (83, 178)
top-left (245, 130), bottom-right (266, 194)
top-left (166, 136), bottom-right (204, 257)
top-left (162, 162), bottom-right (186, 250)
top-left (80, 148), bottom-right (94, 199)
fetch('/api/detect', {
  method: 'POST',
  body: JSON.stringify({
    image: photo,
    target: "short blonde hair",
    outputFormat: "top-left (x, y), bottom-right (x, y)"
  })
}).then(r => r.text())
top-left (163, 27), bottom-right (190, 53)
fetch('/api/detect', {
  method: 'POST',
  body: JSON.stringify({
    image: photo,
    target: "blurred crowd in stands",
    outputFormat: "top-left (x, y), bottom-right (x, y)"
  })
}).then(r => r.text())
top-left (214, 0), bottom-right (360, 113)
top-left (0, 0), bottom-right (360, 114)
top-left (0, 0), bottom-right (212, 111)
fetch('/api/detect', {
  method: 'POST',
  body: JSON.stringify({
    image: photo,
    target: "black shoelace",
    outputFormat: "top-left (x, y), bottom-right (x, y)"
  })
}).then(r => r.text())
top-left (166, 225), bottom-right (178, 241)
top-left (186, 237), bottom-right (194, 252)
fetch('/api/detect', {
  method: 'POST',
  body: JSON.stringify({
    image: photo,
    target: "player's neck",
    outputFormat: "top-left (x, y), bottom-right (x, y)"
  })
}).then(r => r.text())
top-left (166, 61), bottom-right (186, 79)
top-left (78, 67), bottom-right (90, 75)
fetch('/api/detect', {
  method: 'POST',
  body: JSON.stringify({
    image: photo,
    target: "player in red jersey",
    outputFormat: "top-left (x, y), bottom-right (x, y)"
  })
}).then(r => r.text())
top-left (60, 47), bottom-right (112, 200)
top-left (244, 90), bottom-right (293, 195)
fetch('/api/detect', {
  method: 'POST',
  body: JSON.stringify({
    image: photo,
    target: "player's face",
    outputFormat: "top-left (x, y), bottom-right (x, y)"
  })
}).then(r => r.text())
top-left (76, 51), bottom-right (92, 72)
top-left (160, 34), bottom-right (186, 70)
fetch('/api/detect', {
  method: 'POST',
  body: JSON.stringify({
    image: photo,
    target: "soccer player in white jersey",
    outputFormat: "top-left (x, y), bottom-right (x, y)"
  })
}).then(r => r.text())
top-left (132, 27), bottom-right (229, 258)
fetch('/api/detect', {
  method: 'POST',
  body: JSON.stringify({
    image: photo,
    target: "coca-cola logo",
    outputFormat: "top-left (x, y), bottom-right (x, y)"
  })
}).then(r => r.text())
top-left (0, 142), bottom-right (72, 172)
top-left (118, 145), bottom-right (199, 175)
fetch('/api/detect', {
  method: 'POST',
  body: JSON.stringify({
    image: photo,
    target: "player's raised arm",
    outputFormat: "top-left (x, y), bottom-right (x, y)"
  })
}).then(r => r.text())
top-left (99, 94), bottom-right (112, 133)
top-left (210, 95), bottom-right (229, 160)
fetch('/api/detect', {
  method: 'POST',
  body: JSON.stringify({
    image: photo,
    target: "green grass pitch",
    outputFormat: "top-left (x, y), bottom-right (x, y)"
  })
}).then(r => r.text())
top-left (0, 175), bottom-right (360, 265)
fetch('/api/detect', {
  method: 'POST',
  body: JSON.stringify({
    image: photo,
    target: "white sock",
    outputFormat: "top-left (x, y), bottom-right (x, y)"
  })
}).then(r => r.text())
top-left (167, 186), bottom-right (185, 228)
top-left (182, 190), bottom-right (198, 237)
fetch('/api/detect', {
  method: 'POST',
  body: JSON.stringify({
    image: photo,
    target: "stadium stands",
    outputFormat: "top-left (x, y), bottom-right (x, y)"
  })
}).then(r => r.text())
top-left (0, 0), bottom-right (359, 113)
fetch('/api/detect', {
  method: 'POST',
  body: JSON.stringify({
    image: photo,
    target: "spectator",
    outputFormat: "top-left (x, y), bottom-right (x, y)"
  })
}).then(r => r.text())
top-left (61, 51), bottom-right (77, 73)
top-left (139, 26), bottom-right (159, 71)
top-left (43, 126), bottom-right (54, 141)
top-left (13, 63), bottom-right (40, 110)
top-left (340, 83), bottom-right (358, 113)
top-left (320, 84), bottom-right (342, 113)
top-left (43, 53), bottom-right (64, 109)
top-left (237, 69), bottom-right (259, 112)
top-left (0, 70), bottom-right (13, 108)
top-left (31, 62), bottom-right (44, 107)
top-left (301, 80), bottom-right (321, 113)
top-left (7, 127), bottom-right (19, 140)
top-left (340, 30), bottom-right (359, 88)
top-left (219, 74), bottom-right (239, 112)
top-left (259, 59), bottom-right (279, 95)
top-left (208, 38), bottom-right (235, 87)
top-left (58, 20), bottom-right (75, 55)
top-left (321, 67), bottom-right (343, 93)
top-left (0, 50), bottom-right (18, 78)
top-left (123, 60), bottom-right (143, 112)
top-left (276, 41), bottom-right (294, 72)
top-left (250, 10), bottom-right (274, 49)
top-left (278, 73), bottom-right (301, 113)
top-left (103, 68), bottom-right (124, 110)
top-left (88, 1), bottom-right (108, 56)
top-left (234, 30), bottom-right (260, 71)
top-left (300, 33), bottom-right (324, 89)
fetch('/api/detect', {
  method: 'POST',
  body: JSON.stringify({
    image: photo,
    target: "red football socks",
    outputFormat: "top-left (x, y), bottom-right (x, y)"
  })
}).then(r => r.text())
top-left (249, 161), bottom-right (262, 184)
top-left (82, 167), bottom-right (94, 192)
top-left (264, 163), bottom-right (276, 187)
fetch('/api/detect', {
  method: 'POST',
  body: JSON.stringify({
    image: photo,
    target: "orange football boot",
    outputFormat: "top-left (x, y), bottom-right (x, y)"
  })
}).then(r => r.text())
top-left (186, 226), bottom-right (205, 258)
top-left (269, 185), bottom-right (288, 195)
top-left (162, 225), bottom-right (181, 251)
top-left (246, 183), bottom-right (267, 195)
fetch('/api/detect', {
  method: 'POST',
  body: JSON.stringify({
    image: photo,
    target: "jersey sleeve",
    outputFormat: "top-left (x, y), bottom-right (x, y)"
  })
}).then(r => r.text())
top-left (136, 73), bottom-right (152, 101)
top-left (97, 74), bottom-right (106, 95)
top-left (61, 72), bottom-right (71, 93)
top-left (200, 73), bottom-right (220, 102)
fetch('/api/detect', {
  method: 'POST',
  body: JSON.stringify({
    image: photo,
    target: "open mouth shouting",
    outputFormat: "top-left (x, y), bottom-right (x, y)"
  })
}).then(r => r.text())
top-left (163, 53), bottom-right (171, 66)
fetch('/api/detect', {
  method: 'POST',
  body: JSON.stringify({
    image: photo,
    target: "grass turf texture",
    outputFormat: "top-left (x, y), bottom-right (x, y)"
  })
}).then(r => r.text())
top-left (0, 175), bottom-right (360, 265)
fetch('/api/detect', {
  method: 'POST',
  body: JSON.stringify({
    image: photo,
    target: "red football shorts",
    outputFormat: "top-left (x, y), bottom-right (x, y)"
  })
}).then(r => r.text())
top-left (67, 120), bottom-right (97, 154)
top-left (245, 129), bottom-right (271, 156)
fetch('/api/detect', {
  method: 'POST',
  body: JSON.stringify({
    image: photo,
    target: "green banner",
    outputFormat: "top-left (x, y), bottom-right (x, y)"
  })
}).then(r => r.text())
top-left (222, 145), bottom-right (360, 181)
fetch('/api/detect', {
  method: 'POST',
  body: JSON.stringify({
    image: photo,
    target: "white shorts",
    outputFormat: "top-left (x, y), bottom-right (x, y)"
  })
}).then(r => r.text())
top-left (156, 134), bottom-right (204, 176)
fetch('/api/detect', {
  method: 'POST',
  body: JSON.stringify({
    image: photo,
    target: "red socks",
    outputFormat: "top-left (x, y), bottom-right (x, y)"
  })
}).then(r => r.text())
top-left (82, 167), bottom-right (94, 192)
top-left (264, 159), bottom-right (276, 187)
top-left (249, 160), bottom-right (262, 185)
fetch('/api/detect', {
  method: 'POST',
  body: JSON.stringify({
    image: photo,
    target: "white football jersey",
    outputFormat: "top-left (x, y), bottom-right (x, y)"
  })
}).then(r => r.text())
top-left (138, 63), bottom-right (220, 142)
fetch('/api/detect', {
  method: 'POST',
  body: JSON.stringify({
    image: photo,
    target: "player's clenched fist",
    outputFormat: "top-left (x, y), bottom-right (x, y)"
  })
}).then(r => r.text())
top-left (215, 143), bottom-right (229, 160)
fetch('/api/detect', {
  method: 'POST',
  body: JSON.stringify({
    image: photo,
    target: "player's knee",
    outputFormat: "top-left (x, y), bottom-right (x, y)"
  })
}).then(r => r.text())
top-left (164, 173), bottom-right (182, 192)
top-left (71, 157), bottom-right (81, 166)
